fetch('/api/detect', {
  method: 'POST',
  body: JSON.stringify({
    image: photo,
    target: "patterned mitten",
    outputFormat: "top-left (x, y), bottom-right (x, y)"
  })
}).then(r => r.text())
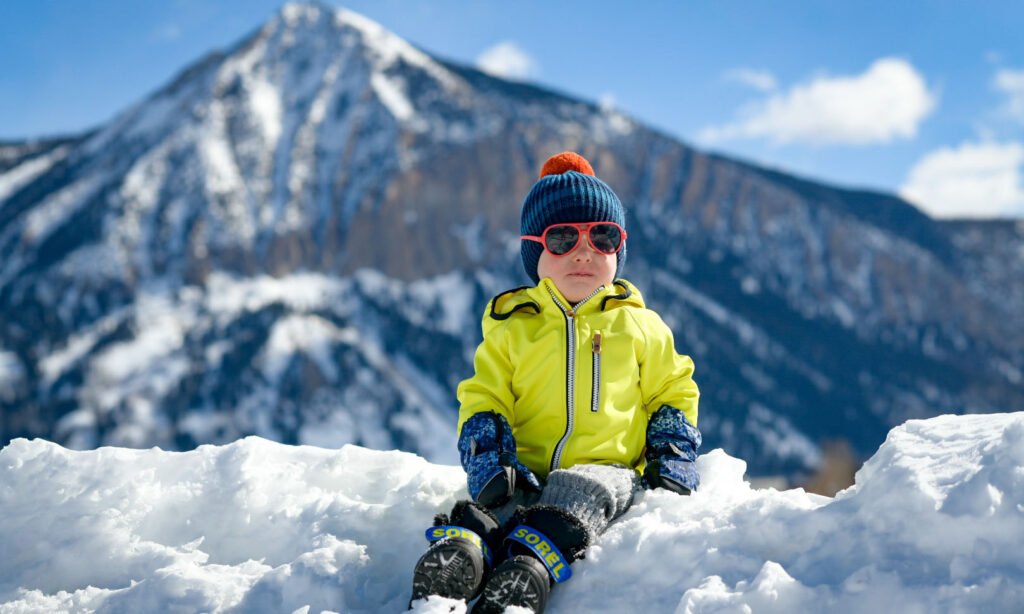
top-left (458, 412), bottom-right (542, 507)
top-left (644, 404), bottom-right (702, 494)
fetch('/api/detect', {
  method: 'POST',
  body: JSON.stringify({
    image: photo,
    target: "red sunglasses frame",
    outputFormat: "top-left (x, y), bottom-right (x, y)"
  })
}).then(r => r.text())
top-left (520, 222), bottom-right (628, 257)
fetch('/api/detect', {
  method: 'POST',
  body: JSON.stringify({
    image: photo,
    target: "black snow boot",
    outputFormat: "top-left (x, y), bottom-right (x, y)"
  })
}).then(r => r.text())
top-left (472, 554), bottom-right (551, 614)
top-left (471, 504), bottom-right (589, 614)
top-left (409, 500), bottom-right (503, 607)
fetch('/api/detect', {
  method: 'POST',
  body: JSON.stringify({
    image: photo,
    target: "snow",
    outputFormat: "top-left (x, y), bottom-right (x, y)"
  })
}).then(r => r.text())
top-left (248, 74), bottom-right (284, 147)
top-left (199, 105), bottom-right (247, 199)
top-left (0, 351), bottom-right (25, 399)
top-left (2, 412), bottom-right (1023, 613)
top-left (40, 272), bottom-right (352, 392)
top-left (331, 5), bottom-right (461, 94)
top-left (122, 94), bottom-right (181, 142)
top-left (744, 403), bottom-right (822, 469)
top-left (370, 72), bottom-right (417, 124)
top-left (0, 146), bottom-right (67, 203)
top-left (406, 271), bottom-right (478, 337)
top-left (273, 2), bottom-right (462, 130)
top-left (21, 174), bottom-right (106, 246)
top-left (217, 30), bottom-right (283, 150)
top-left (87, 292), bottom-right (194, 406)
top-left (261, 314), bottom-right (354, 383)
top-left (38, 310), bottom-right (127, 385)
top-left (204, 271), bottom-right (349, 320)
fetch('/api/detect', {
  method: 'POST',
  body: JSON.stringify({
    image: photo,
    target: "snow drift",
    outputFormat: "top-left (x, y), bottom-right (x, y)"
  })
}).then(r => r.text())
top-left (2, 412), bottom-right (1023, 613)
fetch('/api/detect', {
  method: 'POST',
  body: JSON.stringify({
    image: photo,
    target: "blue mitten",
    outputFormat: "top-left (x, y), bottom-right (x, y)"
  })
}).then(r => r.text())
top-left (644, 405), bottom-right (702, 495)
top-left (458, 412), bottom-right (542, 507)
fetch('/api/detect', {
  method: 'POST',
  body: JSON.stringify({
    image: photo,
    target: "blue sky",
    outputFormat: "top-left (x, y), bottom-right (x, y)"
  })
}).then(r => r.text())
top-left (2, 1), bottom-right (1023, 218)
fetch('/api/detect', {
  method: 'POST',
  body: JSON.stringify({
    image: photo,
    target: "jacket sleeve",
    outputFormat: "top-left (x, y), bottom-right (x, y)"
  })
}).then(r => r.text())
top-left (455, 305), bottom-right (542, 505)
top-left (636, 310), bottom-right (699, 427)
top-left (456, 305), bottom-right (516, 433)
top-left (637, 311), bottom-right (702, 493)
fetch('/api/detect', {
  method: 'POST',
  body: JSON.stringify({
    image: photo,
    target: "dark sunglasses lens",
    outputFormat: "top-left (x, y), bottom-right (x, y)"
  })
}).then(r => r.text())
top-left (545, 225), bottom-right (580, 255)
top-left (589, 224), bottom-right (622, 253)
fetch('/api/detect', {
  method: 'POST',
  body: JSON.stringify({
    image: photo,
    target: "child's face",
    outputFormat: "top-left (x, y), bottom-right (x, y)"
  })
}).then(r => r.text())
top-left (537, 232), bottom-right (617, 303)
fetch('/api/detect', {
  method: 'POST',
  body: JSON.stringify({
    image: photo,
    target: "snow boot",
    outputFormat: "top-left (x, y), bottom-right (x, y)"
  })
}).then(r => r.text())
top-left (472, 504), bottom-right (589, 614)
top-left (472, 553), bottom-right (550, 614)
top-left (409, 500), bottom-right (503, 607)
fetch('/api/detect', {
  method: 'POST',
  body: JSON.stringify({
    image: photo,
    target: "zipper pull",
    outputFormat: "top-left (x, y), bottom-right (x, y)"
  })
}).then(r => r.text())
top-left (592, 331), bottom-right (602, 354)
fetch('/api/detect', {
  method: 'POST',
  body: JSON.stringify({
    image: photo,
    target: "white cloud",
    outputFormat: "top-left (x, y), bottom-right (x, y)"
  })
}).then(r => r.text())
top-left (700, 58), bottom-right (936, 146)
top-left (475, 41), bottom-right (538, 81)
top-left (994, 68), bottom-right (1024, 124)
top-left (899, 141), bottom-right (1024, 219)
top-left (723, 68), bottom-right (778, 92)
top-left (152, 23), bottom-right (182, 43)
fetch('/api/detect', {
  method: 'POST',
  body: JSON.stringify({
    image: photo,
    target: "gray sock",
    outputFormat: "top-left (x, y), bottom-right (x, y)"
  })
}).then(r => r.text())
top-left (537, 464), bottom-right (639, 540)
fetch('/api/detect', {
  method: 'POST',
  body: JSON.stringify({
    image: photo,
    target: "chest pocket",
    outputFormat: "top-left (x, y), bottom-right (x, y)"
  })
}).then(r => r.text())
top-left (586, 326), bottom-right (643, 417)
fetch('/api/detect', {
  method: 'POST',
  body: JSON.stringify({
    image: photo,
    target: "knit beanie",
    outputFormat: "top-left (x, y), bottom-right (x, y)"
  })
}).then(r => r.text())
top-left (520, 152), bottom-right (627, 284)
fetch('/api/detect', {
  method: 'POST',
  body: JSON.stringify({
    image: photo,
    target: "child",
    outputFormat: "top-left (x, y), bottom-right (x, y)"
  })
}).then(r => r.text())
top-left (409, 152), bottom-right (701, 613)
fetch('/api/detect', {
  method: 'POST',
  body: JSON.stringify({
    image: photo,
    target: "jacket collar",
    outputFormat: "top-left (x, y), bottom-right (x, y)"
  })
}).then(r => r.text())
top-left (489, 278), bottom-right (644, 321)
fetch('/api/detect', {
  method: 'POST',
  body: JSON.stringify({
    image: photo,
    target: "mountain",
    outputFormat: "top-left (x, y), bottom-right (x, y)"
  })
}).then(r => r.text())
top-left (1, 2), bottom-right (1021, 479)
top-left (3, 413), bottom-right (1023, 612)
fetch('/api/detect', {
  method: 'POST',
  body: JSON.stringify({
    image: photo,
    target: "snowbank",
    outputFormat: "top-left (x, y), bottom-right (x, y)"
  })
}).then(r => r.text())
top-left (2, 413), bottom-right (1023, 613)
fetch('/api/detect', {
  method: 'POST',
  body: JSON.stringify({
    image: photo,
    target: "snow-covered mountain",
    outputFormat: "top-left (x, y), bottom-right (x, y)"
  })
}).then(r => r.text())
top-left (1, 2), bottom-right (1022, 479)
top-left (2, 412), bottom-right (1023, 613)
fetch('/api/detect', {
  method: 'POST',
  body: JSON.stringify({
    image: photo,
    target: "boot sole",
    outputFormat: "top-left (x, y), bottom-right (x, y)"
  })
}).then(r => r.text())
top-left (472, 557), bottom-right (549, 614)
top-left (410, 538), bottom-right (486, 605)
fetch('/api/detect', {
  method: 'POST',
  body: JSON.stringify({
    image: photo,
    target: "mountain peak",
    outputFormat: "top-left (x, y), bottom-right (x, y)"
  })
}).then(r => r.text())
top-left (255, 1), bottom-right (464, 126)
top-left (276, 2), bottom-right (456, 82)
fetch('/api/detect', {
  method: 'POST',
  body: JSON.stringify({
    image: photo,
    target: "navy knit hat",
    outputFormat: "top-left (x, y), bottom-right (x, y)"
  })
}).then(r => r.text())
top-left (520, 152), bottom-right (626, 284)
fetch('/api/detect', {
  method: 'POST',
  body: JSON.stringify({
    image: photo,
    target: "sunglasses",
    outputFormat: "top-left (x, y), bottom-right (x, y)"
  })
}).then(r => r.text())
top-left (521, 222), bottom-right (627, 257)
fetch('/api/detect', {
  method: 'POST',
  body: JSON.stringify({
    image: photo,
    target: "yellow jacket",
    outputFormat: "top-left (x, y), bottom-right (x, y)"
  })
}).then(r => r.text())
top-left (457, 278), bottom-right (699, 479)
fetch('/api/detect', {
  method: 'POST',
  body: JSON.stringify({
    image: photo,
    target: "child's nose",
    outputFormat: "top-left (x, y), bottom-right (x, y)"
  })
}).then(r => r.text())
top-left (573, 240), bottom-right (595, 261)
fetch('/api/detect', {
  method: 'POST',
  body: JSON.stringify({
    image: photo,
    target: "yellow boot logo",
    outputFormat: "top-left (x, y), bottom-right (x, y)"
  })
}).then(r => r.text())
top-left (507, 525), bottom-right (572, 582)
top-left (426, 526), bottom-right (494, 566)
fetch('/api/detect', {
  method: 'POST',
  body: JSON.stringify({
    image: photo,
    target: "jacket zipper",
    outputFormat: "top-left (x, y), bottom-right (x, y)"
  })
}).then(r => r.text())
top-left (591, 331), bottom-right (602, 413)
top-left (546, 284), bottom-right (605, 472)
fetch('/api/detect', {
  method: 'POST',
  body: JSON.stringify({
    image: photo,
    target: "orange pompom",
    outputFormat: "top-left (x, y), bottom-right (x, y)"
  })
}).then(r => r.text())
top-left (539, 152), bottom-right (595, 179)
